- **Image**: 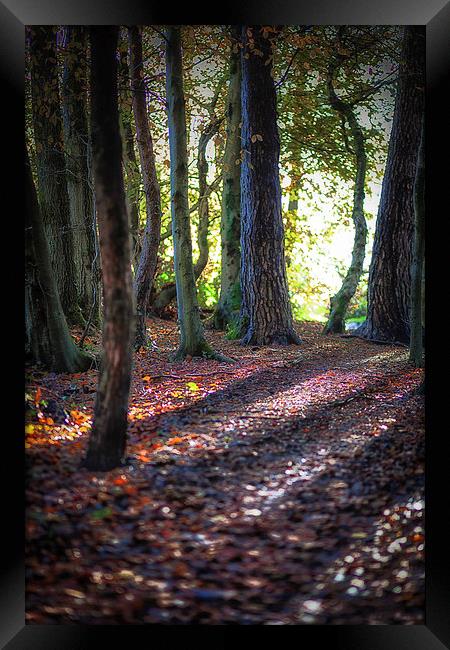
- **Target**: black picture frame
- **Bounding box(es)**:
[3,0,449,647]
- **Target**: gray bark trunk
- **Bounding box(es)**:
[409,115,425,367]
[129,26,162,349]
[239,26,301,346]
[25,146,92,373]
[29,26,82,326]
[356,27,425,345]
[213,29,242,331]
[165,27,225,361]
[61,26,100,325]
[118,37,141,270]
[323,57,368,334]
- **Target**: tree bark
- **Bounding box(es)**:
[129,26,162,350]
[118,35,141,270]
[25,146,92,373]
[356,27,425,345]
[29,26,82,325]
[151,87,222,316]
[323,56,368,334]
[83,27,134,471]
[165,27,225,361]
[213,29,242,331]
[61,26,100,325]
[409,115,425,367]
[239,26,301,346]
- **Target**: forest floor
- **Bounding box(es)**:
[25,319,425,625]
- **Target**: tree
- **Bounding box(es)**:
[83,27,134,471]
[29,26,82,325]
[165,26,227,361]
[213,27,242,331]
[128,26,162,349]
[118,33,141,270]
[409,115,425,367]
[61,26,100,325]
[151,76,224,315]
[356,27,425,344]
[239,26,301,346]
[25,146,92,373]
[323,30,368,334]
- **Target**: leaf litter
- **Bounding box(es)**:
[25,319,424,624]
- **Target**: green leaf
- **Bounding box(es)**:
[90,506,113,520]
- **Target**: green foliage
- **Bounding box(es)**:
[225,319,242,340]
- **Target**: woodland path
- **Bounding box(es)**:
[25,321,424,624]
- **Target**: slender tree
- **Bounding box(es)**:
[25,146,92,373]
[151,79,223,314]
[129,26,163,349]
[323,40,368,334]
[118,33,141,270]
[213,27,242,331]
[83,27,134,471]
[165,26,227,361]
[29,26,82,325]
[193,87,223,280]
[356,27,425,344]
[61,26,100,324]
[409,115,425,367]
[240,26,301,346]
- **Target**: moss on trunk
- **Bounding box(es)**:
[165,27,229,362]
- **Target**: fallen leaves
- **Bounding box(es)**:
[25,319,424,625]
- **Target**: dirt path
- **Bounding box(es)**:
[25,321,424,624]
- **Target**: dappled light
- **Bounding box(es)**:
[25,23,425,626]
[26,320,424,624]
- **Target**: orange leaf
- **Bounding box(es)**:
[167,436,183,445]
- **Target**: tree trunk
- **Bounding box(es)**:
[323,58,368,334]
[83,27,134,471]
[61,26,101,325]
[129,26,162,350]
[356,27,425,345]
[165,27,226,361]
[29,26,82,326]
[151,87,222,316]
[25,146,92,373]
[118,35,141,271]
[213,29,242,331]
[239,26,300,346]
[409,115,425,367]
[192,114,221,280]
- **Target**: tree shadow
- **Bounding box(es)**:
[25,346,423,624]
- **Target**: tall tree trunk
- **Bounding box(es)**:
[192,113,221,280]
[83,27,134,471]
[118,35,141,270]
[356,27,425,344]
[25,146,92,373]
[61,26,100,325]
[151,85,222,316]
[239,26,301,346]
[129,26,162,350]
[29,26,82,326]
[165,27,226,361]
[409,115,425,367]
[213,29,242,331]
[150,177,221,314]
[323,56,368,334]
